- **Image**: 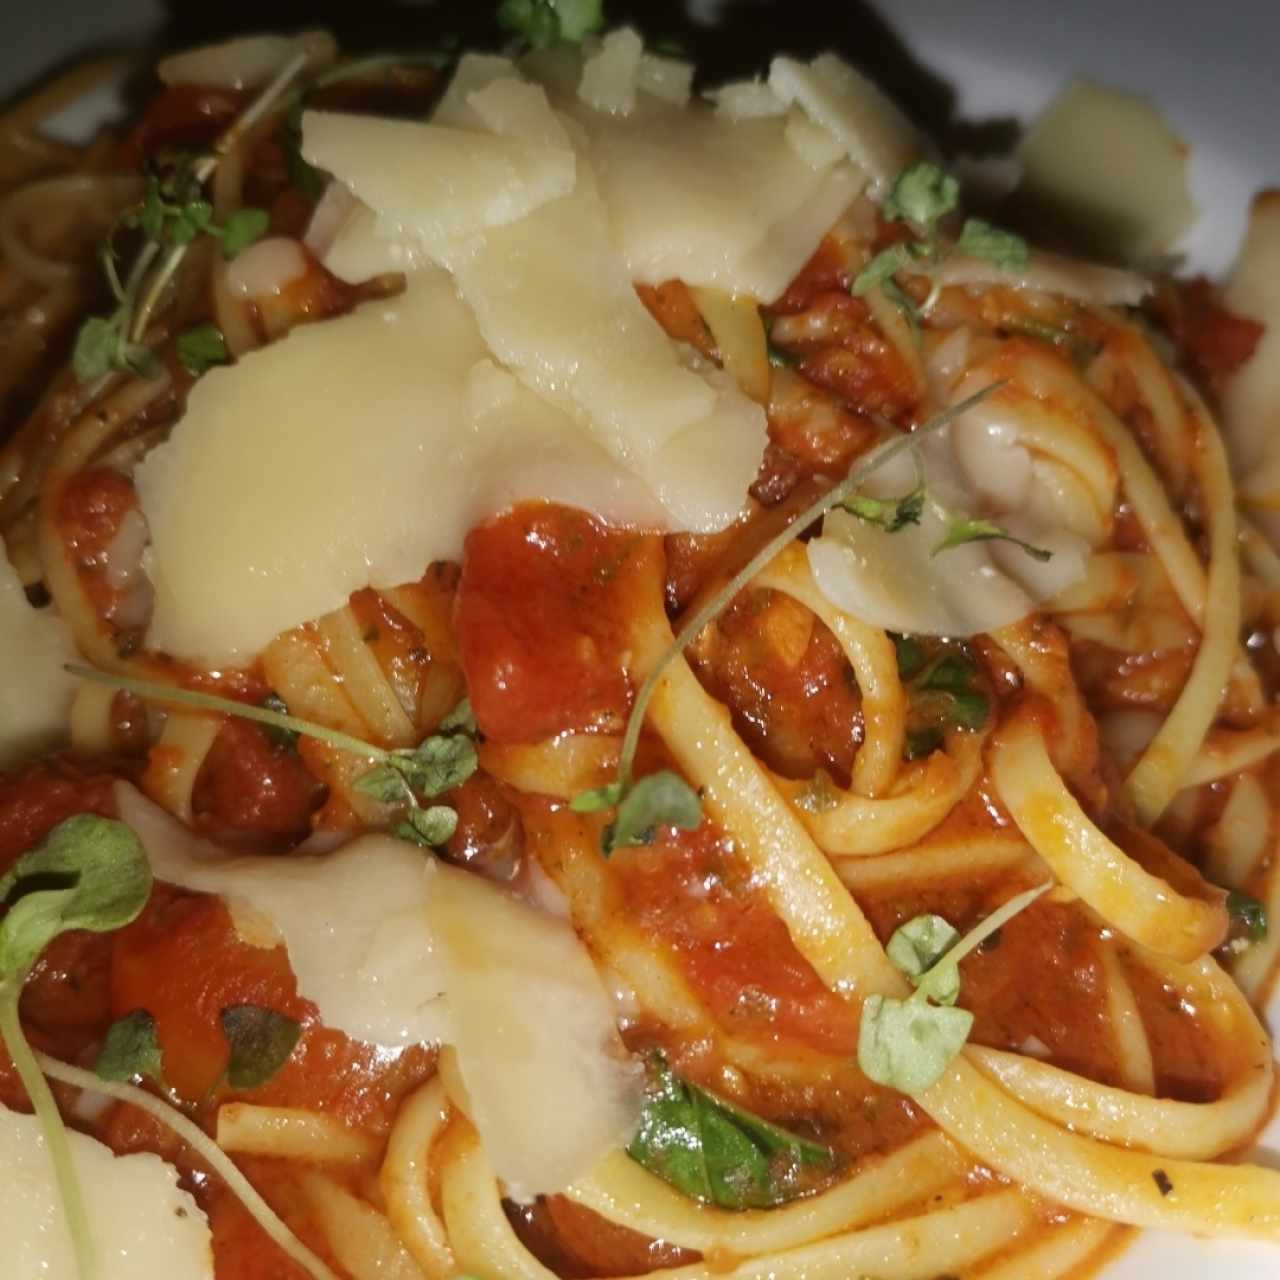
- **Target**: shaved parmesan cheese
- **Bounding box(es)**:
[117,783,448,1047]
[577,99,865,300]
[1,1105,212,1278]
[426,863,641,1200]
[579,27,643,116]
[301,111,574,247]
[1223,192,1280,483]
[117,784,639,1198]
[936,247,1151,306]
[318,196,423,282]
[808,418,1087,637]
[768,53,918,194]
[1017,80,1196,262]
[158,30,335,89]
[225,236,307,299]
[637,53,693,107]
[434,53,520,126]
[0,550,76,765]
[784,108,846,170]
[708,79,787,120]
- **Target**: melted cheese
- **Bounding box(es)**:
[116,784,639,1198]
[427,865,641,1201]
[1224,192,1280,486]
[1018,80,1196,262]
[1,1105,212,1278]
[0,550,76,765]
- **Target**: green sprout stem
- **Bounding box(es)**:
[611,382,1004,787]
[0,986,97,1280]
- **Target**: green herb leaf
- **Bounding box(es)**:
[438,697,478,736]
[95,1010,165,1085]
[605,770,701,855]
[72,316,123,383]
[354,762,414,806]
[0,815,152,978]
[766,341,799,369]
[886,915,962,1005]
[933,517,1053,562]
[859,883,1052,1093]
[891,634,927,681]
[218,208,270,259]
[220,1005,302,1090]
[858,994,974,1093]
[882,162,959,234]
[389,732,478,799]
[570,780,626,813]
[840,485,924,533]
[259,693,299,749]
[395,804,459,848]
[497,0,602,48]
[1226,890,1268,944]
[881,276,922,330]
[628,1055,835,1209]
[852,243,912,296]
[957,217,1029,270]
[176,322,229,376]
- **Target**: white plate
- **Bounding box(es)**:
[5,3,1279,1275]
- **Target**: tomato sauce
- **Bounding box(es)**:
[455,504,650,743]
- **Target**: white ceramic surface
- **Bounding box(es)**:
[4,3,1278,1275]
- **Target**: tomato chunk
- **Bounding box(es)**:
[454,504,647,743]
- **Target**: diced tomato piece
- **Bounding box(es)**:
[454,504,648,743]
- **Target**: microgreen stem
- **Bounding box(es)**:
[128,50,309,344]
[612,381,1004,784]
[0,986,96,1280]
[64,664,387,763]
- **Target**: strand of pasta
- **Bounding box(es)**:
[752,542,905,796]
[990,711,1225,960]
[832,832,1041,893]
[624,550,1280,1240]
[1123,377,1241,824]
[563,1130,967,1257]
[297,1171,427,1280]
[439,1120,1039,1280]
[380,1079,458,1279]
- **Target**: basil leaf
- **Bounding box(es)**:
[606,770,701,855]
[389,733,478,798]
[395,804,459,849]
[220,1005,302,1090]
[886,915,961,1005]
[177,322,229,376]
[933,517,1052,563]
[1226,890,1268,944]
[957,217,1029,270]
[0,816,152,977]
[628,1056,835,1209]
[218,208,270,259]
[916,652,975,694]
[858,994,974,1093]
[882,162,959,233]
[840,486,924,533]
[945,689,989,730]
[95,1010,165,1085]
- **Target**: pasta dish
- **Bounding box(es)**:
[0,7,1278,1278]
